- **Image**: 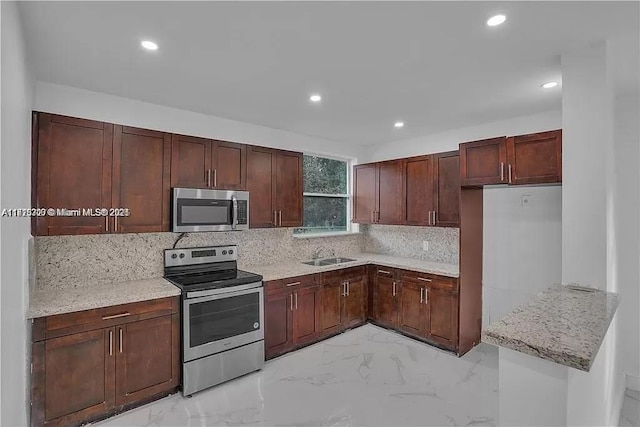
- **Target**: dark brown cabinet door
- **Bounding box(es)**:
[403,155,433,225]
[374,276,398,328]
[247,146,277,228]
[213,140,247,190]
[275,150,303,227]
[320,281,343,336]
[292,286,321,346]
[265,290,292,359]
[507,129,562,185]
[398,281,425,337]
[343,277,366,327]
[459,136,507,187]
[426,287,459,350]
[112,126,171,233]
[170,134,212,189]
[433,151,460,227]
[377,160,404,224]
[35,113,113,236]
[38,328,115,425]
[115,315,179,406]
[352,164,377,223]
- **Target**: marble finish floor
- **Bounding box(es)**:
[620,389,640,427]
[94,324,498,427]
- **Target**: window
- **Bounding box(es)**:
[294,155,350,235]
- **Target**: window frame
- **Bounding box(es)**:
[293,153,356,237]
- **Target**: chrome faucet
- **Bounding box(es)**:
[312,246,325,259]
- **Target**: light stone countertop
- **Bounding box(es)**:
[27,277,180,319]
[239,252,459,282]
[482,284,620,372]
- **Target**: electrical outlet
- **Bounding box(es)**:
[521,194,532,208]
[422,241,429,251]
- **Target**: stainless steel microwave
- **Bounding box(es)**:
[172,188,249,232]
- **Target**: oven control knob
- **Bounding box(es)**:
[179,253,185,259]
[222,250,227,255]
[229,250,234,254]
[171,254,177,259]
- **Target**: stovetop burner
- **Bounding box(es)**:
[163,245,263,293]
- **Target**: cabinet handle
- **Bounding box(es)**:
[417,277,432,282]
[342,282,346,297]
[274,211,277,227]
[102,312,131,320]
[433,211,437,226]
[295,292,298,310]
[427,209,431,225]
[376,211,380,223]
[392,281,396,297]
[378,269,391,275]
[109,330,113,356]
[119,328,123,353]
[207,169,212,187]
[286,281,301,287]
[105,216,109,232]
[213,169,217,188]
[290,294,294,311]
[279,210,282,227]
[114,216,118,232]
[346,281,350,296]
[425,288,429,304]
[508,164,513,184]
[420,287,424,304]
[500,162,505,181]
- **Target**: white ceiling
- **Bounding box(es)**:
[19,1,639,146]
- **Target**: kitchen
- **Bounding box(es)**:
[1,2,639,427]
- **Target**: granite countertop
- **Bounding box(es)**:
[27,277,181,319]
[482,284,620,372]
[240,252,459,282]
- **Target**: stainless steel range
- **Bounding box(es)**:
[164,245,264,396]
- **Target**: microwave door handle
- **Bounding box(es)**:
[231,195,238,230]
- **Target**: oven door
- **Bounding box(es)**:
[183,283,264,362]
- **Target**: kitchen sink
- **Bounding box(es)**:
[302,257,357,266]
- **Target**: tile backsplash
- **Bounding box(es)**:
[35,225,459,290]
[362,224,459,265]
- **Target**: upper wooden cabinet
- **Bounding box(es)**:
[170,135,246,190]
[432,151,460,227]
[34,114,114,236]
[112,126,171,234]
[403,155,433,226]
[459,136,507,187]
[34,114,171,236]
[460,130,562,187]
[352,160,404,225]
[507,129,562,185]
[246,146,303,228]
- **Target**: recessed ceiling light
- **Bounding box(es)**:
[541,81,559,89]
[394,121,405,128]
[486,14,506,27]
[309,94,322,103]
[141,40,158,51]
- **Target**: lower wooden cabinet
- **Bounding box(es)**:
[373,268,399,329]
[264,274,321,359]
[31,297,180,427]
[319,267,367,338]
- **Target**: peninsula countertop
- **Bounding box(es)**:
[27,277,180,319]
[240,252,459,282]
[482,284,620,371]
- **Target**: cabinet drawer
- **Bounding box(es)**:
[322,266,366,283]
[265,274,319,294]
[33,297,179,341]
[374,266,397,278]
[400,270,458,292]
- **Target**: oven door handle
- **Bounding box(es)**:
[185,281,263,299]
[231,195,238,230]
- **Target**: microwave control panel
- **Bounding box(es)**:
[237,200,248,225]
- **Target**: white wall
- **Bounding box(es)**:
[362,109,561,163]
[34,81,365,160]
[0,2,34,425]
[482,186,562,328]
